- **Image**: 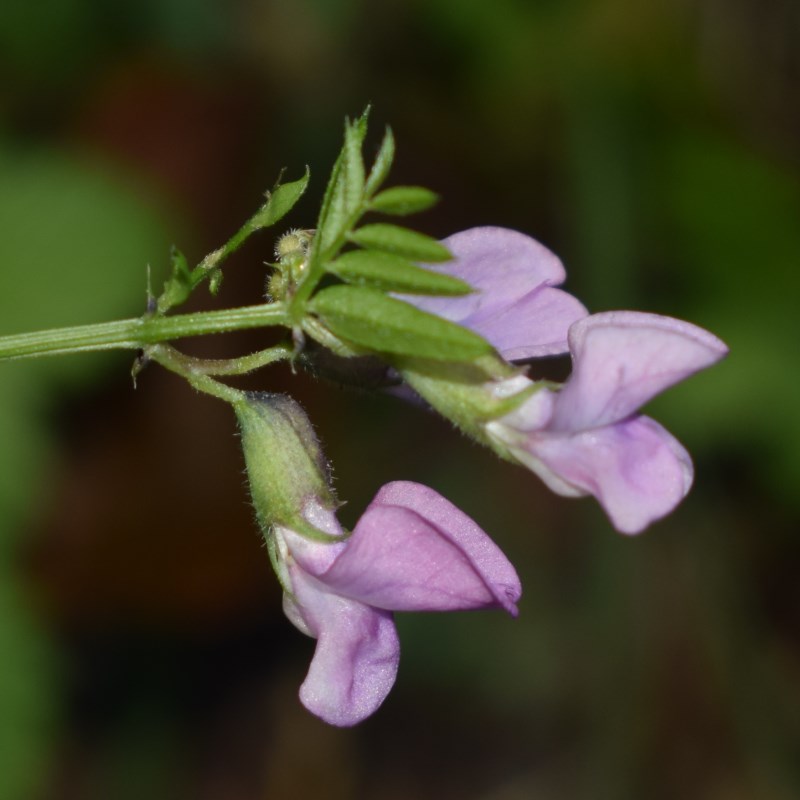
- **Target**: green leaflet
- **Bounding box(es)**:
[157,169,309,314]
[316,111,370,254]
[308,285,491,360]
[157,247,194,314]
[369,186,439,215]
[343,114,367,215]
[348,224,452,262]
[208,267,223,295]
[250,168,310,230]
[364,127,395,196]
[328,250,471,295]
[291,109,450,315]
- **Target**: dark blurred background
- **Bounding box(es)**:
[1,1,799,798]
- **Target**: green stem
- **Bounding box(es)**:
[196,211,264,276]
[147,345,245,404]
[152,342,293,377]
[0,302,291,362]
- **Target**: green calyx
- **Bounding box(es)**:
[396,353,542,450]
[234,393,340,543]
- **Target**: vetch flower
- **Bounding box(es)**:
[394,228,728,533]
[276,481,521,726]
[235,393,521,726]
[486,312,728,533]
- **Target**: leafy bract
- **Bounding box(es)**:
[290,109,450,317]
[364,127,395,197]
[309,285,491,360]
[370,186,439,216]
[348,224,452,262]
[328,250,471,295]
[315,111,370,254]
[156,169,309,314]
[250,168,310,230]
[157,247,193,314]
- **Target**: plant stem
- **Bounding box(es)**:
[147,345,246,404]
[150,342,293,377]
[0,302,291,362]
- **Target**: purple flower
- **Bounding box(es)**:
[276,480,521,726]
[404,226,589,360]
[486,312,728,533]
[398,228,728,533]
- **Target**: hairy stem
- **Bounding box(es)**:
[0,302,291,362]
[146,345,246,404]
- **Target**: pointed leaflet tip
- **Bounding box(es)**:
[365,126,395,197]
[354,104,371,135]
[316,115,370,253]
[250,168,311,230]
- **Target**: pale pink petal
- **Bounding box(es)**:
[400,227,587,359]
[321,481,520,615]
[407,227,568,322]
[527,415,694,534]
[552,312,729,431]
[288,564,399,727]
[371,482,520,598]
[470,286,588,360]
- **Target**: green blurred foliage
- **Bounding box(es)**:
[0,150,168,340]
[0,145,171,798]
[658,132,800,502]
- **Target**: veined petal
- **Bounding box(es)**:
[369,482,521,613]
[323,481,521,615]
[289,564,399,727]
[526,415,694,534]
[552,312,729,431]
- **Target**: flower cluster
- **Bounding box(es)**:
[237,226,726,726]
[0,112,729,731]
